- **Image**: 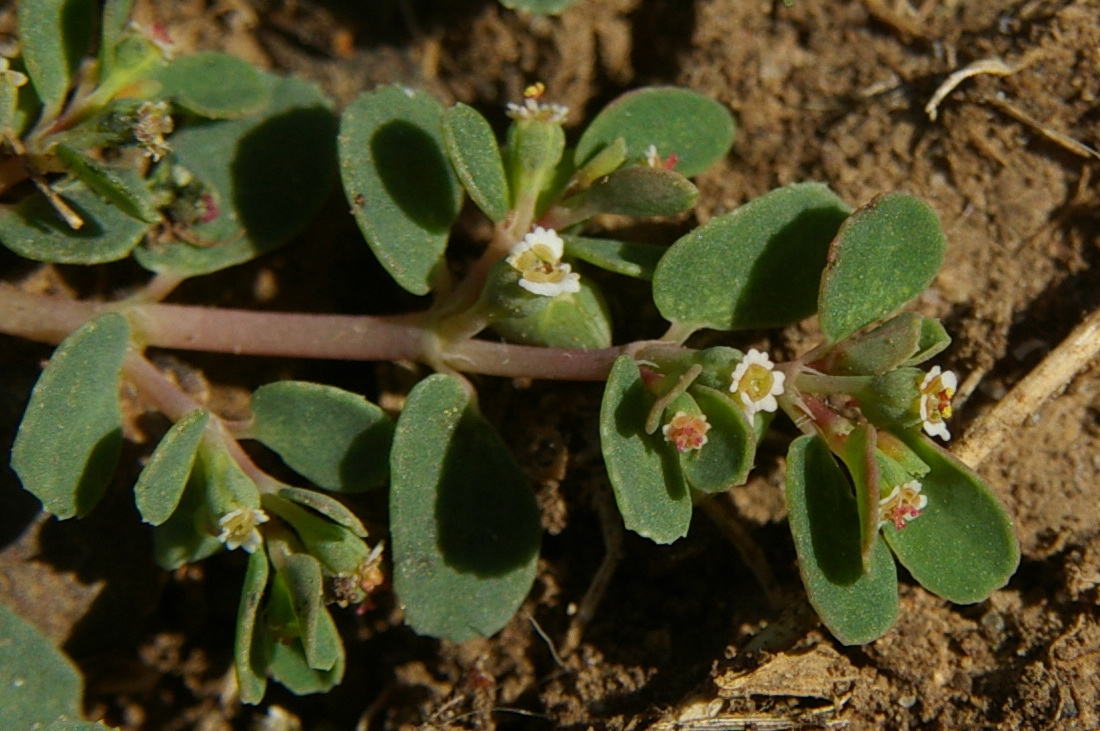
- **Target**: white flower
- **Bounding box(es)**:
[217,507,269,553]
[878,480,928,530]
[917,366,957,440]
[505,226,581,297]
[506,82,569,123]
[729,349,786,417]
[645,144,661,167]
[661,411,711,453]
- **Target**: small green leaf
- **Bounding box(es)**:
[652,183,851,332]
[390,375,541,641]
[134,409,210,525]
[151,466,221,570]
[882,434,1020,604]
[575,87,736,177]
[156,52,270,119]
[339,85,461,295]
[443,103,509,222]
[250,381,393,492]
[11,313,129,519]
[563,235,664,280]
[266,625,343,696]
[0,604,83,729]
[235,548,270,704]
[785,435,898,645]
[679,385,754,493]
[839,425,885,564]
[819,193,946,343]
[279,553,340,671]
[276,486,368,537]
[16,0,96,113]
[562,166,697,220]
[263,495,370,576]
[499,0,578,14]
[900,318,951,367]
[572,137,627,189]
[490,276,612,349]
[99,0,136,74]
[54,144,161,223]
[600,356,692,544]
[0,177,153,264]
[134,74,337,276]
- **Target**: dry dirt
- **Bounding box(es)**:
[2,0,1100,729]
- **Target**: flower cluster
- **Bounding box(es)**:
[917,366,956,440]
[217,507,270,553]
[644,144,679,171]
[506,226,581,297]
[662,411,711,453]
[729,349,786,418]
[878,480,927,530]
[506,82,569,124]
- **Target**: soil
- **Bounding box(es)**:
[2,0,1100,729]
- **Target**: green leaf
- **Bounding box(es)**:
[562,166,697,221]
[99,0,136,74]
[390,375,541,641]
[263,495,370,576]
[785,435,898,645]
[11,313,129,519]
[235,548,270,704]
[16,0,96,113]
[279,553,340,671]
[900,317,951,367]
[820,312,924,376]
[819,193,946,343]
[134,75,335,277]
[276,486,368,537]
[0,604,83,729]
[490,275,612,349]
[151,464,222,570]
[443,103,509,221]
[54,144,161,223]
[563,235,664,280]
[134,409,210,525]
[679,385,754,493]
[882,434,1020,604]
[156,52,270,119]
[339,85,461,295]
[250,381,393,492]
[499,0,578,13]
[575,86,736,177]
[653,182,851,332]
[266,627,343,696]
[599,356,691,543]
[0,177,153,264]
[839,425,886,564]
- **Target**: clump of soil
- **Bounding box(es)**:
[2,0,1100,729]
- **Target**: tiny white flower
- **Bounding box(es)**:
[729,349,786,417]
[506,226,581,297]
[878,480,928,530]
[661,411,711,453]
[917,366,957,440]
[217,507,269,553]
[645,144,661,167]
[505,82,568,123]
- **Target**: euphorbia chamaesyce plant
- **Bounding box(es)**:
[0,3,1018,706]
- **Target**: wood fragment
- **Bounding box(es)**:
[983,95,1100,161]
[925,57,1018,121]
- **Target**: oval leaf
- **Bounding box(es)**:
[54,144,160,223]
[340,85,461,295]
[134,408,210,525]
[653,182,851,331]
[280,553,340,671]
[11,312,129,519]
[134,74,337,277]
[490,275,612,349]
[575,87,736,177]
[276,486,368,537]
[235,548,270,704]
[563,235,664,280]
[819,192,946,343]
[600,356,692,543]
[786,435,899,645]
[156,52,270,119]
[0,177,153,264]
[250,381,392,492]
[0,605,83,729]
[443,103,509,221]
[266,623,343,696]
[882,434,1020,604]
[564,166,698,220]
[390,375,541,641]
[17,0,96,113]
[680,385,754,493]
